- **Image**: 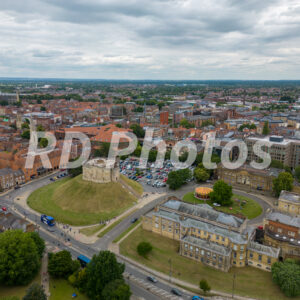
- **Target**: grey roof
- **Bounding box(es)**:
[162,200,244,228]
[248,241,280,258]
[279,191,300,204]
[149,209,252,245]
[267,211,300,228]
[181,236,232,256]
[0,168,24,177]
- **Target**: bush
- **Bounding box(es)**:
[23,283,46,300]
[272,259,300,297]
[199,279,211,294]
[48,250,80,279]
[137,242,153,258]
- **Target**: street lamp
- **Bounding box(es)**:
[232,273,236,298]
[168,258,172,283]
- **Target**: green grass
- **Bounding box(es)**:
[0,271,41,298]
[97,209,138,238]
[113,220,141,243]
[27,175,139,226]
[50,279,88,300]
[121,175,144,196]
[182,192,262,219]
[120,227,290,300]
[79,224,105,236]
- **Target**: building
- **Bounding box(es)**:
[246,136,300,169]
[263,211,300,260]
[277,190,300,216]
[82,158,120,183]
[0,168,25,190]
[217,164,281,193]
[160,111,169,125]
[0,212,36,232]
[247,241,280,271]
[142,197,279,272]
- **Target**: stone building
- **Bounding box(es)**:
[142,197,279,272]
[263,211,300,260]
[0,168,25,190]
[277,190,300,216]
[82,158,120,184]
[217,164,281,193]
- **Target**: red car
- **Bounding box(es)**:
[1,207,7,212]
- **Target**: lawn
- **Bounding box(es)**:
[97,209,137,238]
[0,271,41,299]
[120,227,290,300]
[27,175,139,226]
[50,279,88,300]
[121,175,144,196]
[182,192,262,219]
[79,224,105,236]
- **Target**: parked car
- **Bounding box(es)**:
[131,217,138,223]
[213,203,221,207]
[147,276,157,283]
[192,296,204,300]
[1,207,7,212]
[171,288,182,296]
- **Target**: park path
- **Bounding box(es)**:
[41,252,50,299]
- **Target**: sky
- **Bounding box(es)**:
[1,0,300,80]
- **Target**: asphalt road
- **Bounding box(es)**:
[0,174,193,300]
[0,172,272,300]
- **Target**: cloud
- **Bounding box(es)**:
[0,0,300,79]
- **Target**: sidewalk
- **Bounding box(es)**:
[41,252,50,299]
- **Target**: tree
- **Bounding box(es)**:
[272,259,300,297]
[137,242,153,258]
[102,279,131,300]
[199,279,211,294]
[21,130,30,139]
[40,106,46,112]
[94,142,111,158]
[130,124,145,138]
[48,250,80,279]
[194,167,210,183]
[179,118,193,129]
[26,232,45,258]
[262,121,270,135]
[85,251,125,300]
[209,180,233,206]
[23,283,47,300]
[270,160,284,169]
[167,171,184,190]
[0,230,40,286]
[273,172,294,197]
[294,166,300,182]
[177,168,192,183]
[21,123,29,129]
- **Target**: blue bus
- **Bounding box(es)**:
[77,254,91,267]
[41,214,55,226]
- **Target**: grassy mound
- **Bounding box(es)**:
[28,175,140,226]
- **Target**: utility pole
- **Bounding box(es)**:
[232,273,236,299]
[168,258,172,283]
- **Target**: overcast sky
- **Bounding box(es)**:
[1,0,300,80]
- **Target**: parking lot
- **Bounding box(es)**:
[119,158,195,194]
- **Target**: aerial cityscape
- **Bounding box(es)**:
[0,1,300,300]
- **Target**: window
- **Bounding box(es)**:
[216,235,219,240]
[267,257,271,264]
[233,252,237,258]
[190,246,193,250]
[219,257,223,262]
[201,250,205,255]
[233,245,237,251]
[222,237,225,242]
[240,254,243,260]
[155,223,159,228]
[240,246,244,251]
[277,228,282,233]
[207,252,211,257]
[249,252,253,258]
[184,244,188,249]
[258,255,262,262]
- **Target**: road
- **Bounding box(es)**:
[0,172,272,299]
[0,173,193,300]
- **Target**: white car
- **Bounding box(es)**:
[213,203,221,207]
